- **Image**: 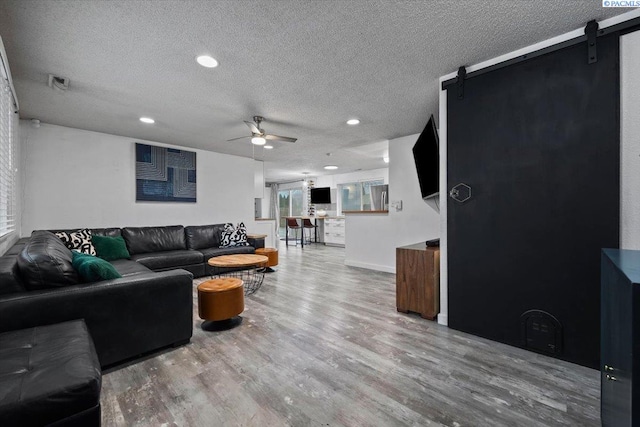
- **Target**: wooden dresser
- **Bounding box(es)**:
[396,243,440,320]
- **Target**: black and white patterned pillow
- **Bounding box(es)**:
[55,229,96,255]
[54,231,72,247]
[220,222,249,248]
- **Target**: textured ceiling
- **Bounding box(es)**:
[0,1,626,181]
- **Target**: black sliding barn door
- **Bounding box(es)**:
[447,34,619,368]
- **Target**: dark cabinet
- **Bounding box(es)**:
[601,249,640,426]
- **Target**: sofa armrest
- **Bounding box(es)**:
[0,269,194,367]
[247,236,265,249]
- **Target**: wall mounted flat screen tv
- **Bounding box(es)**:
[412,114,439,200]
[310,187,331,204]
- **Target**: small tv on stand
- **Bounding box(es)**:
[412,114,439,213]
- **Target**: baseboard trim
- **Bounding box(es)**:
[344,259,395,274]
[437,313,448,326]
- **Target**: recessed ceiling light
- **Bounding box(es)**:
[264,145,273,149]
[324,165,338,170]
[139,117,155,124]
[196,55,219,68]
[251,136,266,145]
[346,119,360,125]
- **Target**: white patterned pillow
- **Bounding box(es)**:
[55,229,96,255]
[54,231,71,246]
[220,222,249,248]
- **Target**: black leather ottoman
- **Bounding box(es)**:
[0,320,102,426]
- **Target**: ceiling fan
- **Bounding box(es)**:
[227,116,297,145]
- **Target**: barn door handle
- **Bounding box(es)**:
[449,183,472,203]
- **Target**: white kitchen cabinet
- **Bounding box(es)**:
[323,218,345,246]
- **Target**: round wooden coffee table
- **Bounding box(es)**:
[208,254,269,296]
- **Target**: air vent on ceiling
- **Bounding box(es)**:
[48,74,69,91]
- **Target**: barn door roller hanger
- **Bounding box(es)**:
[585,20,598,64]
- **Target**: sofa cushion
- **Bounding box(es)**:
[71,251,122,282]
[184,224,227,250]
[92,235,130,261]
[0,320,101,426]
[54,229,96,256]
[0,256,24,295]
[200,245,255,261]
[121,225,186,255]
[130,249,203,270]
[17,231,79,290]
[91,227,122,238]
[220,222,250,247]
[109,259,152,276]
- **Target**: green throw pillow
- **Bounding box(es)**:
[92,235,130,261]
[71,251,122,282]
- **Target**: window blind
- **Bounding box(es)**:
[0,68,17,238]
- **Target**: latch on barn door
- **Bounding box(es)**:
[449,183,472,203]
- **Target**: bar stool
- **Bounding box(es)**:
[286,218,301,246]
[302,218,317,243]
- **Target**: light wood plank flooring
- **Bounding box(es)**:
[101,244,600,426]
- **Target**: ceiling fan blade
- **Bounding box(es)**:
[244,121,261,135]
[265,134,297,143]
[227,135,251,142]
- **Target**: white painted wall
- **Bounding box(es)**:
[254,160,264,198]
[344,135,439,273]
[438,85,449,326]
[315,168,388,189]
[621,30,640,250]
[261,184,272,218]
[21,122,256,234]
[437,10,640,326]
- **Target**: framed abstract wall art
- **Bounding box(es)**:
[135,143,196,202]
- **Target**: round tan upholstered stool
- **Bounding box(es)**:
[255,247,278,272]
[197,278,244,330]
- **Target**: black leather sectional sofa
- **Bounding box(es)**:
[0,223,259,368]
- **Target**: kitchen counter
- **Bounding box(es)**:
[284,216,345,247]
[343,210,389,214]
[285,216,344,219]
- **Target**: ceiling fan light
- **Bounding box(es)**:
[251,136,266,145]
